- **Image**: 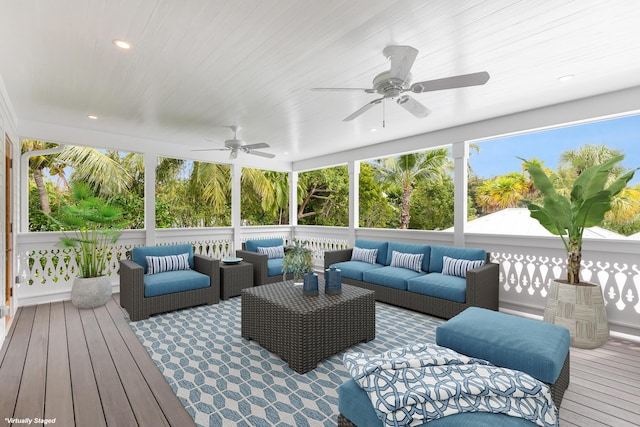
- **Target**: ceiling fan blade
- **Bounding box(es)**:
[343,98,383,122]
[384,45,418,82]
[410,71,490,93]
[190,148,228,152]
[397,95,431,118]
[311,87,372,92]
[243,142,269,150]
[249,150,276,159]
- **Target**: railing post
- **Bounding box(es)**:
[232,162,242,253]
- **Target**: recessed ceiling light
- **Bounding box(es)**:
[283,151,289,155]
[370,128,377,132]
[558,75,574,82]
[113,39,131,49]
[88,115,98,120]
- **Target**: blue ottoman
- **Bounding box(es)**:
[436,307,570,408]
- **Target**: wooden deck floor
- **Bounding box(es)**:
[1,297,639,427]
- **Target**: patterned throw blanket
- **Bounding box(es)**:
[343,343,558,427]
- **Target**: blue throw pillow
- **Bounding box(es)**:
[442,255,485,278]
[351,247,378,264]
[257,245,285,259]
[146,253,190,275]
[389,251,424,273]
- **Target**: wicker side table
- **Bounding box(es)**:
[220,261,253,300]
[241,280,375,374]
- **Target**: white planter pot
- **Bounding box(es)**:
[544,279,609,349]
[71,276,112,309]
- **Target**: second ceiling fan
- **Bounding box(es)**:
[312,45,490,122]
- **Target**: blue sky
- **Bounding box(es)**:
[469,114,640,183]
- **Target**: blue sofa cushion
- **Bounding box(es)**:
[132,244,194,274]
[339,378,537,427]
[436,307,570,384]
[386,242,431,271]
[143,269,210,297]
[354,239,389,265]
[363,266,424,290]
[407,273,467,303]
[330,260,384,281]
[267,258,286,277]
[245,238,284,253]
[429,246,486,273]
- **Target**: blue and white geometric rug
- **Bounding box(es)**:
[129,297,443,427]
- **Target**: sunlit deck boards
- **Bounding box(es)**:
[0,298,638,427]
[0,297,194,427]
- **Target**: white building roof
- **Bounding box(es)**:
[447,208,627,239]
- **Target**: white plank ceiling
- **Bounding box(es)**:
[1,0,640,164]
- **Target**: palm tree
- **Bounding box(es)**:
[560,144,625,177]
[22,140,132,213]
[475,172,533,213]
[375,148,452,229]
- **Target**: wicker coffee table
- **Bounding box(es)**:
[241,279,375,374]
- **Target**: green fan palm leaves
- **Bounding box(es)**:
[375,149,452,229]
[53,182,126,278]
[520,155,637,284]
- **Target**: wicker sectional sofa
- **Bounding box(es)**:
[324,239,498,319]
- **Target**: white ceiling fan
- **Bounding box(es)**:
[193,126,275,159]
[312,45,490,122]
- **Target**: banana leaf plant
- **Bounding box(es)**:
[50,182,126,278]
[519,155,636,284]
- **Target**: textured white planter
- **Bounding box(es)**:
[71,276,112,309]
[544,279,609,349]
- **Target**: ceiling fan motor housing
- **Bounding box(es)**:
[373,71,411,98]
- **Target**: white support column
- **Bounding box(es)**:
[452,141,468,247]
[144,153,156,246]
[348,161,360,247]
[289,171,298,240]
[231,162,242,252]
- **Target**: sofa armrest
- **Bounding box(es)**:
[119,259,145,315]
[194,254,220,303]
[465,262,499,311]
[236,249,269,285]
[324,248,353,270]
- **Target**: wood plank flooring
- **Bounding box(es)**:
[0,296,194,427]
[1,297,639,427]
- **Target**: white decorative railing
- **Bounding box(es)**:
[14,226,640,337]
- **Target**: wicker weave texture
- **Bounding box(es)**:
[220,261,253,300]
[241,280,375,374]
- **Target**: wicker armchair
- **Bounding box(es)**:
[236,238,286,286]
[120,244,220,321]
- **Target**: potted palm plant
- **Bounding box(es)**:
[520,155,636,348]
[282,239,314,284]
[53,182,125,308]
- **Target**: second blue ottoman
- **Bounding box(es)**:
[436,307,570,408]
